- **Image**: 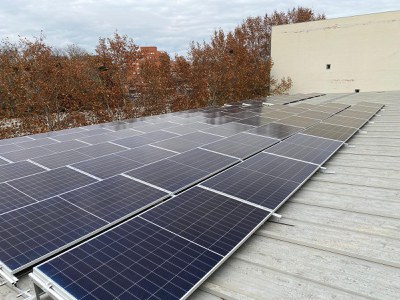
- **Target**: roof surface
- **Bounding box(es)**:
[1,91,399,299]
[189,91,400,300]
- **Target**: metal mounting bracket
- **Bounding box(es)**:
[344,143,355,148]
[271,213,282,222]
[319,167,335,174]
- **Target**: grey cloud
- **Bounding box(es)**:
[0,0,399,55]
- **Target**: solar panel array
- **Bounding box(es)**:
[0,97,383,299]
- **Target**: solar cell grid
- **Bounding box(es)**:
[162,123,210,135]
[323,115,368,128]
[0,161,46,183]
[0,184,37,215]
[322,103,350,109]
[141,130,179,142]
[16,138,58,149]
[104,129,142,140]
[202,116,239,125]
[42,140,88,153]
[201,152,319,210]
[236,116,277,126]
[0,157,8,166]
[284,133,344,151]
[0,196,107,272]
[356,102,384,108]
[297,110,333,120]
[125,159,209,193]
[60,175,169,223]
[53,132,88,142]
[116,145,177,165]
[141,186,270,256]
[337,109,374,119]
[350,105,381,114]
[168,148,239,172]
[77,133,116,144]
[71,154,143,179]
[36,217,222,300]
[312,105,344,114]
[8,167,98,200]
[0,136,33,146]
[31,150,92,169]
[277,106,308,114]
[302,123,359,141]
[247,122,301,140]
[1,147,54,162]
[277,116,320,128]
[202,122,254,137]
[135,122,179,133]
[259,110,293,119]
[0,143,23,154]
[76,142,127,157]
[180,131,223,144]
[151,137,203,153]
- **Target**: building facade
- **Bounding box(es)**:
[271,11,400,93]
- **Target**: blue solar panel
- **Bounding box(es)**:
[71,154,143,179]
[36,217,223,299]
[0,184,37,215]
[31,150,92,169]
[116,145,177,165]
[125,159,209,193]
[246,122,301,140]
[141,186,270,256]
[201,152,319,210]
[8,167,98,200]
[0,161,46,183]
[60,175,169,223]
[0,196,107,272]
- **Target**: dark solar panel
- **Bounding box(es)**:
[323,115,368,128]
[81,128,113,136]
[141,186,269,256]
[8,167,98,200]
[237,116,277,126]
[16,138,58,149]
[168,148,239,172]
[77,133,116,144]
[203,116,239,125]
[53,132,88,142]
[277,116,320,128]
[277,106,308,114]
[202,122,254,137]
[71,154,143,179]
[141,130,179,142]
[0,196,107,272]
[297,110,333,120]
[116,145,177,164]
[337,109,375,120]
[247,123,301,140]
[259,110,293,119]
[302,123,359,142]
[201,152,319,210]
[0,157,8,166]
[162,123,211,135]
[125,159,209,193]
[36,217,222,300]
[225,111,259,119]
[284,133,344,151]
[0,184,37,215]
[104,129,142,139]
[76,142,127,157]
[0,143,23,154]
[1,147,54,162]
[180,131,223,144]
[111,135,153,149]
[201,133,278,159]
[0,136,33,146]
[151,137,203,153]
[60,175,169,223]
[43,140,88,152]
[135,122,179,133]
[0,161,46,183]
[350,105,381,114]
[31,150,92,169]
[264,137,342,165]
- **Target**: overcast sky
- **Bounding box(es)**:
[1,0,399,56]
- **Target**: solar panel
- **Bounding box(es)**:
[162,123,211,135]
[0,196,107,273]
[141,186,270,256]
[141,130,180,142]
[168,148,239,172]
[356,102,384,108]
[0,157,8,166]
[277,106,308,114]
[76,142,127,157]
[294,103,316,109]
[264,136,343,165]
[323,115,368,128]
[247,122,302,140]
[277,116,320,128]
[0,136,33,146]
[312,105,344,114]
[284,133,344,151]
[236,116,277,126]
[1,147,54,162]
[297,110,333,120]
[350,105,381,114]
[77,133,116,144]
[8,167,98,200]
[151,137,203,153]
[16,138,58,149]
[31,150,92,169]
[42,140,88,152]
[225,111,259,119]
[116,145,177,164]
[71,154,143,179]
[322,103,350,110]
[337,109,375,120]
[53,132,88,142]
[125,159,209,193]
[81,128,113,136]
[302,123,359,142]
[60,175,169,223]
[111,135,153,149]
[104,129,142,139]
[0,143,23,154]
[259,110,294,119]
[201,133,279,159]
[180,131,223,144]
[34,217,223,300]
[0,184,37,215]
[202,122,254,137]
[201,152,319,210]
[0,161,46,183]
[135,122,180,133]
[203,116,239,125]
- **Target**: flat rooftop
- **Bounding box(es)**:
[1,91,399,299]
[190,91,400,300]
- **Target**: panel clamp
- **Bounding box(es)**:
[319,167,335,174]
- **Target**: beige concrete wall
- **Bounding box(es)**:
[271,11,400,93]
